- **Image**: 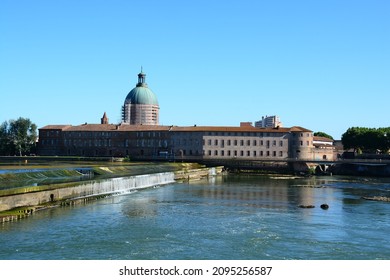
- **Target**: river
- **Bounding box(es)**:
[0,174,389,260]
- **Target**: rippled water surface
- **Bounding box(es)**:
[1,175,389,260]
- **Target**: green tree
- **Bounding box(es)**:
[314,132,333,140]
[0,118,37,156]
[0,121,11,155]
[342,127,390,153]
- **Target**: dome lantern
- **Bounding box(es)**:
[137,67,147,87]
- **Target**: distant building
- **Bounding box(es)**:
[312,136,335,160]
[37,70,333,162]
[122,70,159,125]
[37,122,315,161]
[255,115,282,128]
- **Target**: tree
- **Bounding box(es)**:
[342,127,390,153]
[0,117,37,156]
[314,132,333,140]
[0,121,11,155]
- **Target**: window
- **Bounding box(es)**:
[273,140,276,146]
[253,140,257,146]
[208,150,212,156]
[214,139,218,146]
[208,139,212,145]
[279,151,283,157]
[234,140,238,146]
[221,150,225,156]
[280,141,283,147]
[214,150,218,156]
[273,151,276,157]
[260,151,264,156]
[247,140,251,146]
[247,151,250,156]
[240,140,244,146]
[266,151,270,156]
[253,151,257,157]
[227,140,231,146]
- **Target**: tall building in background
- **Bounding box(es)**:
[255,115,282,128]
[122,70,159,125]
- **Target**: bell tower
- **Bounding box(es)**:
[101,112,109,124]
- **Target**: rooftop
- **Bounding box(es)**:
[39,124,312,133]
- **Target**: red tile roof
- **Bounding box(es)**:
[313,136,334,142]
[39,123,313,133]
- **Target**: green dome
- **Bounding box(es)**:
[125,86,159,105]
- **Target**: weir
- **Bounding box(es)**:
[0,166,223,222]
[0,172,175,213]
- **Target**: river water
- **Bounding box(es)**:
[1,174,389,260]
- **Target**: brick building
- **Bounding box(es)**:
[37,70,332,161]
[37,121,316,161]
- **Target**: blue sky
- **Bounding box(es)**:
[1,0,389,139]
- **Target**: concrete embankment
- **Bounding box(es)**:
[0,166,223,223]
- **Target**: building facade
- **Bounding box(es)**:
[312,136,336,160]
[37,122,318,161]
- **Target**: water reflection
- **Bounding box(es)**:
[179,175,341,211]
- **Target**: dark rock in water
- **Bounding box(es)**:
[298,205,315,209]
[320,204,329,210]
